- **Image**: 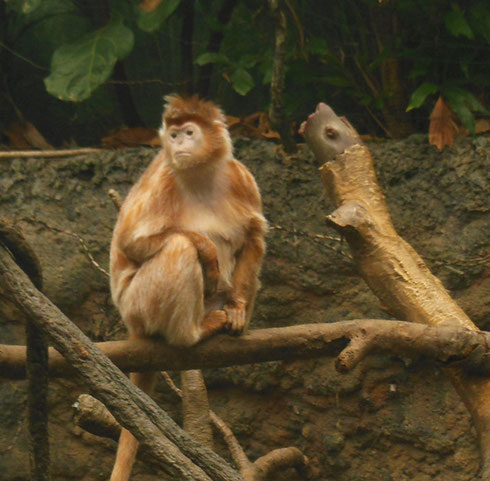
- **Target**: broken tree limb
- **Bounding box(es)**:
[158,372,309,480]
[74,393,309,481]
[301,102,490,479]
[2,320,490,379]
[0,245,243,481]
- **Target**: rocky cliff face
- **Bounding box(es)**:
[0,134,488,481]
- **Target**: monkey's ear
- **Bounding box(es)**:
[158,124,166,143]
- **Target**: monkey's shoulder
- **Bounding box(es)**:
[226,159,262,208]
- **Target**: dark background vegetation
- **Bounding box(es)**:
[0,0,489,146]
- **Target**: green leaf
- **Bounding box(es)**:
[406,82,438,111]
[230,68,254,96]
[443,86,490,134]
[444,86,490,115]
[448,98,475,134]
[308,37,328,55]
[137,0,181,33]
[239,54,257,69]
[195,52,229,66]
[324,76,351,87]
[44,18,134,102]
[261,64,273,85]
[445,9,474,39]
[470,2,490,43]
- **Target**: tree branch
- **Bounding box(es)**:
[2,320,490,380]
[301,102,490,478]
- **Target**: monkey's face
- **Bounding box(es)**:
[165,122,205,170]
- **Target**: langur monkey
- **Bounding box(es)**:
[109,95,266,481]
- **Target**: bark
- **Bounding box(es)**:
[301,102,490,479]
[0,245,243,481]
[181,369,214,449]
[26,322,50,481]
[3,321,490,378]
[268,0,297,154]
[0,218,50,481]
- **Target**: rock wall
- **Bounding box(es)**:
[0,134,488,480]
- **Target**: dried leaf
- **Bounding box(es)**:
[475,118,490,134]
[227,112,280,140]
[102,127,161,148]
[429,97,457,151]
[5,122,53,150]
[138,0,162,13]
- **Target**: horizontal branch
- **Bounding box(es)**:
[2,320,490,380]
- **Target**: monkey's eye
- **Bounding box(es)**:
[186,130,193,136]
[170,132,178,139]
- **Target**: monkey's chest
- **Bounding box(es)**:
[181,206,245,291]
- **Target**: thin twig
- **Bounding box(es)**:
[0,148,105,159]
[159,372,252,472]
[19,217,109,278]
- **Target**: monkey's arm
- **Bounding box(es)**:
[121,229,220,298]
[225,216,266,332]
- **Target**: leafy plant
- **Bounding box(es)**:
[44,17,134,102]
[196,52,257,96]
[405,1,490,134]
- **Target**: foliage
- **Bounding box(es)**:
[405,1,490,133]
[0,0,488,144]
[44,17,134,102]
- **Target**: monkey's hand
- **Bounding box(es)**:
[224,298,247,334]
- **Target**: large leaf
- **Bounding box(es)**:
[195,52,229,66]
[470,2,490,43]
[137,0,181,33]
[429,97,456,151]
[445,8,474,39]
[44,18,134,102]
[230,68,254,96]
[443,86,490,134]
[406,82,438,111]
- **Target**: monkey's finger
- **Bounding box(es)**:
[224,307,246,334]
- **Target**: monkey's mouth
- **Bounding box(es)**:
[174,151,191,159]
[173,152,198,170]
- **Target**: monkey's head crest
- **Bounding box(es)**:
[162,94,227,128]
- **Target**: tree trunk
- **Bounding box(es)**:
[301,102,490,479]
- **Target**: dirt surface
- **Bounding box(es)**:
[0,133,488,480]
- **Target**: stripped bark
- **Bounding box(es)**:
[181,369,214,449]
[301,102,490,479]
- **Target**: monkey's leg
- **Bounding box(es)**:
[109,370,155,481]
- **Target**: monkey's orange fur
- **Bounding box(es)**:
[109,95,266,481]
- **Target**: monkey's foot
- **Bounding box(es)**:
[224,301,246,334]
[201,310,227,339]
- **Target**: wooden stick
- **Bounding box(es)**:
[0,148,104,159]
[2,320,490,380]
